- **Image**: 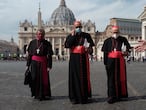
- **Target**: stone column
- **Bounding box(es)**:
[142,24,146,40]
[19,38,23,51]
[52,38,55,52]
[142,22,146,56]
[59,38,62,56]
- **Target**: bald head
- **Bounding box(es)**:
[74,21,82,28]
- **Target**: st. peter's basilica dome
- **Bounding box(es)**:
[49,0,76,26]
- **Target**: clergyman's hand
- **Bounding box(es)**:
[47,68,51,72]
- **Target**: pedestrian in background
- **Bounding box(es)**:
[26,28,53,101]
[64,20,95,104]
[101,26,132,104]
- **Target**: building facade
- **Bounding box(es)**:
[0,38,19,59]
[18,0,145,61]
[138,6,146,57]
[18,0,97,60]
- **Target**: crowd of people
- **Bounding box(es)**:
[24,20,146,104]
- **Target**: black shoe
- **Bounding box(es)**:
[81,101,88,104]
[37,96,46,101]
[34,96,39,99]
[107,97,116,104]
[45,96,51,100]
[81,99,89,104]
[70,100,79,104]
[39,97,45,101]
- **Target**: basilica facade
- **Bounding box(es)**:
[18,0,97,60]
[18,0,146,61]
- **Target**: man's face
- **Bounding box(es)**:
[74,21,82,34]
[37,31,44,40]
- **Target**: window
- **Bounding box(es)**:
[87,27,90,31]
[135,37,138,40]
[131,37,134,41]
[24,27,27,31]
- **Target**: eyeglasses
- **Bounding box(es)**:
[75,26,82,28]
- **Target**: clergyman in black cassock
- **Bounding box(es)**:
[65,21,95,104]
[101,26,132,104]
[26,28,53,101]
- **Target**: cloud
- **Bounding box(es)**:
[72,0,145,31]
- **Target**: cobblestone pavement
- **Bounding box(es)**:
[0,61,146,110]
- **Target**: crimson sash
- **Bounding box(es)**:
[71,46,86,54]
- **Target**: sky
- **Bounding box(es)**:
[0,0,145,44]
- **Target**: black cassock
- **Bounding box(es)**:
[26,39,53,99]
[101,36,131,99]
[65,32,95,103]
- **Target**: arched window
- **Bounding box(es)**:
[87,27,90,31]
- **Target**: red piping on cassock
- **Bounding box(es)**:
[71,46,91,95]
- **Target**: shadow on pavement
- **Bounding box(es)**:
[39,95,146,103]
[122,95,146,102]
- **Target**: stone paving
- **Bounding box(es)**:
[0,61,146,110]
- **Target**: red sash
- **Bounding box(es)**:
[71,46,86,54]
[32,56,47,62]
[108,51,127,96]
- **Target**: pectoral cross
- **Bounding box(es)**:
[36,49,40,54]
[114,48,116,51]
